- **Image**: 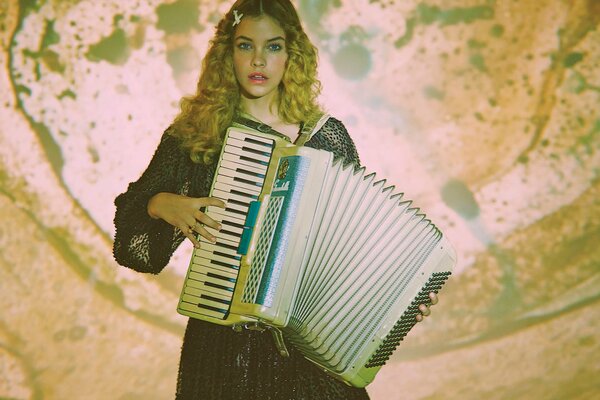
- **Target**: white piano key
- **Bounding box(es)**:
[217,175,262,195]
[224,144,271,164]
[222,152,269,172]
[188,271,236,290]
[219,166,265,186]
[214,182,260,200]
[190,262,239,280]
[199,241,243,258]
[179,300,226,319]
[205,207,247,224]
[184,279,233,300]
[194,251,241,268]
[220,159,267,177]
[228,130,274,147]
[226,137,273,154]
[192,248,241,269]
[212,189,253,207]
[191,260,239,279]
[206,229,241,244]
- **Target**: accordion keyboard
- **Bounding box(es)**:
[178,130,275,320]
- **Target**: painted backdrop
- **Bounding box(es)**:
[1,0,599,398]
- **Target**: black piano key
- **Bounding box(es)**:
[215,241,238,251]
[204,281,234,292]
[197,303,228,314]
[220,229,241,238]
[200,294,231,305]
[240,155,269,166]
[231,188,258,199]
[222,219,245,229]
[213,250,241,261]
[241,146,271,157]
[236,167,266,179]
[233,176,263,187]
[207,272,237,283]
[224,207,247,217]
[245,137,273,148]
[228,198,250,208]
[211,259,239,270]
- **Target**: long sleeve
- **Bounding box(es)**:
[304,117,361,166]
[113,131,200,274]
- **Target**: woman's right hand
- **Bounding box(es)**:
[147,192,226,248]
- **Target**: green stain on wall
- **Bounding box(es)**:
[31,120,64,177]
[396,2,495,48]
[424,85,445,100]
[441,179,480,219]
[567,71,600,94]
[41,19,60,49]
[416,3,494,26]
[490,24,504,37]
[156,0,201,34]
[468,39,487,49]
[20,19,64,78]
[575,119,600,155]
[15,84,32,96]
[18,0,42,18]
[41,50,64,73]
[166,45,197,76]
[395,17,417,48]
[563,52,585,68]
[469,53,488,72]
[58,89,76,100]
[86,28,130,65]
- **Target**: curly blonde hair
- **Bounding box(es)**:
[170,0,323,164]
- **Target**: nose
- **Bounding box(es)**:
[251,51,265,67]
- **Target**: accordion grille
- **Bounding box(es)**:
[241,196,284,304]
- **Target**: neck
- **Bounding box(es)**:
[239,94,281,125]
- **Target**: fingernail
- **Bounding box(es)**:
[217,224,222,231]
[211,236,217,243]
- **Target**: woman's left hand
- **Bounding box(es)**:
[415,292,438,322]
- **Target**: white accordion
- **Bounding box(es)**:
[177,126,456,387]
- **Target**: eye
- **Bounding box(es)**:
[267,43,284,52]
[237,42,252,51]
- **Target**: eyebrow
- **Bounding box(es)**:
[235,35,285,42]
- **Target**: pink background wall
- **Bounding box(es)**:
[1,0,599,398]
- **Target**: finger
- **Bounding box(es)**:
[197,197,227,209]
[195,225,217,244]
[429,292,439,305]
[180,224,202,249]
[193,211,222,231]
[419,304,431,316]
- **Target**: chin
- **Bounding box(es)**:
[242,86,277,100]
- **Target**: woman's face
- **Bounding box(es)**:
[232,15,288,103]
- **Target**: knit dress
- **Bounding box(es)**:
[113,116,370,399]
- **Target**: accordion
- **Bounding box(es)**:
[177,125,456,387]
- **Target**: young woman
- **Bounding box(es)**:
[113,0,436,398]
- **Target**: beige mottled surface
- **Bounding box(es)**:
[1,0,598,399]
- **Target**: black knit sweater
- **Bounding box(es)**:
[113,117,370,399]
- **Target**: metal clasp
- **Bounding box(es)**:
[231,322,289,357]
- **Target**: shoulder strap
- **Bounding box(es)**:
[295,113,331,146]
[232,115,291,142]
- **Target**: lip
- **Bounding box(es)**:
[248,72,268,83]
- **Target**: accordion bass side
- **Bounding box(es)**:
[177,126,457,387]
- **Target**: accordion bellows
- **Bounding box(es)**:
[177,126,456,387]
